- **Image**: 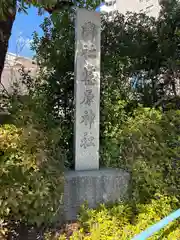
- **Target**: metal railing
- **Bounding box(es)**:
[131,208,180,240]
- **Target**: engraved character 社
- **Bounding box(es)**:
[81,89,94,106]
[81,43,97,59]
[80,109,95,129]
[80,132,95,149]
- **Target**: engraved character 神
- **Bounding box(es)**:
[80,109,95,129]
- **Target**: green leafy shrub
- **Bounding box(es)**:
[0,64,65,227]
[0,124,64,226]
[70,195,180,240]
[100,104,180,201]
[102,106,180,202]
[100,99,129,167]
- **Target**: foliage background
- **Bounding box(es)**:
[70,194,180,240]
[0,0,180,238]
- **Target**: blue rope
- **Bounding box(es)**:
[131,208,180,240]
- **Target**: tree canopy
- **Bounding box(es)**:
[0,0,102,80]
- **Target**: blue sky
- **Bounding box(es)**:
[8,4,104,58]
[8,7,49,58]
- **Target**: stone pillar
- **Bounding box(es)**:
[74,9,101,171]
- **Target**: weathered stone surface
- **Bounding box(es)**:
[74,8,101,171]
[63,169,130,221]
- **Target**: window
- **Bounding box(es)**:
[146,4,153,10]
[140,0,151,2]
[105,0,116,6]
[108,10,113,16]
[145,4,153,13]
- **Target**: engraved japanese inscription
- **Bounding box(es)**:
[81,43,97,59]
[80,89,94,106]
[80,132,95,149]
[75,9,100,170]
[80,109,95,129]
[81,21,97,42]
[82,62,99,86]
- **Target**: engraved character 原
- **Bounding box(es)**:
[81,89,94,106]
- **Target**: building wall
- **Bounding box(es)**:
[0,53,38,118]
[117,0,161,18]
[1,53,38,95]
[101,0,161,18]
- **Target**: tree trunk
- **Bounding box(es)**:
[0,1,16,81]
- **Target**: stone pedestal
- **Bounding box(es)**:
[63,168,130,221]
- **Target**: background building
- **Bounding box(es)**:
[1,52,37,95]
[100,0,118,20]
[0,53,38,121]
[100,0,162,18]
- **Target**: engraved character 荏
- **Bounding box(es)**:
[81,89,94,106]
[80,109,95,129]
[82,62,98,86]
[80,132,95,149]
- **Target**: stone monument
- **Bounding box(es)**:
[63,8,130,221]
[74,8,100,171]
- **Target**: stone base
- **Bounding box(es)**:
[63,168,130,221]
